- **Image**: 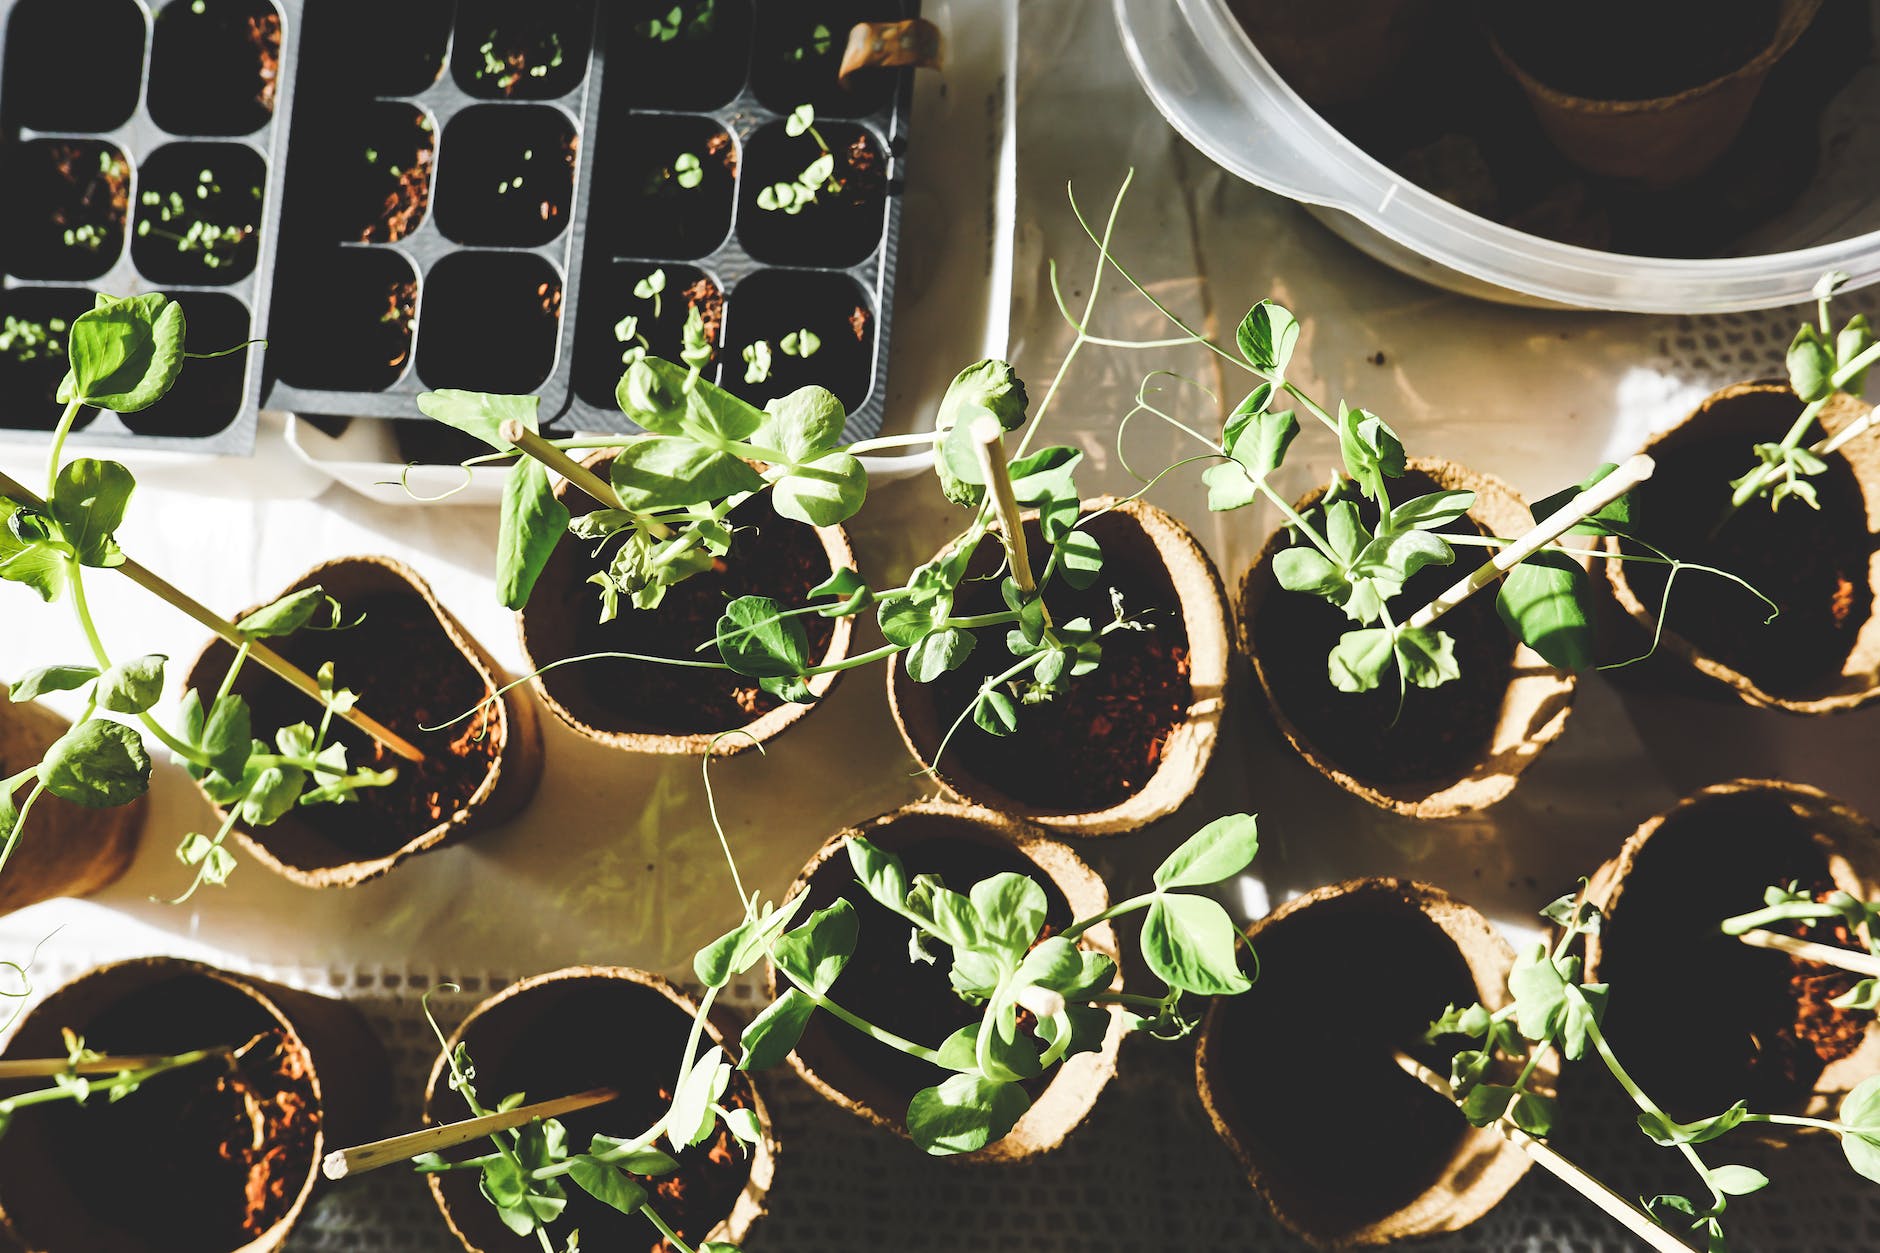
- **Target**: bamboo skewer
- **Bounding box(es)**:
[0,469,425,764]
[1393,1052,1692,1253]
[972,416,1044,604]
[1735,928,1880,978]
[1406,454,1656,632]
[0,1053,203,1079]
[322,1087,619,1180]
[498,420,674,540]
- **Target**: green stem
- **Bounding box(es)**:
[773,962,939,1064]
[1743,1112,1846,1134]
[845,431,940,455]
[1281,380,1342,438]
[1060,893,1155,944]
[0,1043,227,1119]
[65,557,213,769]
[0,767,37,794]
[639,1202,696,1253]
[800,642,901,676]
[942,611,1021,630]
[0,781,48,881]
[1087,991,1170,1009]
[1587,1019,1723,1207]
[1720,902,1839,936]
[44,400,84,498]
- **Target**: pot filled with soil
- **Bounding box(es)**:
[185,555,544,888]
[735,115,888,269]
[0,692,140,914]
[889,497,1230,837]
[722,268,876,414]
[773,798,1126,1162]
[2,139,130,282]
[0,956,387,1253]
[1605,381,1880,713]
[423,966,773,1253]
[1484,0,1823,185]
[519,451,856,755]
[147,0,282,136]
[1195,878,1533,1246]
[1582,779,1880,1120]
[1239,459,1577,819]
[130,141,265,285]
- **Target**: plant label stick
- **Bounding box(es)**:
[0,468,425,764]
[1392,1052,1692,1253]
[497,419,674,540]
[1735,928,1880,978]
[1407,454,1656,632]
[971,416,1040,599]
[322,1086,619,1180]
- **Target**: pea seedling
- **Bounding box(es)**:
[0,1027,250,1142]
[756,105,840,216]
[0,294,405,904]
[1722,885,1880,1010]
[134,168,257,272]
[787,22,834,62]
[640,0,719,44]
[1419,893,1880,1252]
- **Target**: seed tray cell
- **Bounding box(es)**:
[0,0,292,452]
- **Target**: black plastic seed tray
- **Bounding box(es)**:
[0,0,296,454]
[265,0,918,448]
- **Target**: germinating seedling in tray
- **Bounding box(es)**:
[0,294,408,906]
[331,749,1262,1251]
[1417,892,1880,1253]
[755,104,843,216]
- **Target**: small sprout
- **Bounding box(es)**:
[674,151,703,189]
[742,339,773,384]
[785,103,816,138]
[613,315,640,344]
[633,268,667,318]
[780,329,821,359]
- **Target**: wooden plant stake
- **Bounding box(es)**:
[498,420,674,540]
[971,417,1049,623]
[322,1086,619,1180]
[1393,1052,1692,1253]
[0,469,424,764]
[1734,928,1880,978]
[1406,454,1656,632]
[0,1050,225,1080]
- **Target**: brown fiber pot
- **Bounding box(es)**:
[888,497,1231,836]
[424,967,774,1253]
[772,799,1125,1161]
[1486,0,1822,186]
[1238,459,1576,818]
[518,451,856,756]
[185,556,544,888]
[1604,381,1880,713]
[0,694,140,913]
[1196,879,1532,1247]
[1582,780,1880,1121]
[0,957,388,1253]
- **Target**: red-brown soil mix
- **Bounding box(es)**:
[20,978,317,1251]
[793,818,1074,1108]
[1618,393,1873,699]
[1212,889,1477,1230]
[209,593,500,859]
[432,978,755,1253]
[1780,889,1868,1070]
[1250,476,1514,787]
[1598,791,1864,1118]
[461,1,590,100]
[535,492,836,736]
[4,141,130,281]
[737,122,887,269]
[685,278,724,354]
[49,142,129,239]
[357,112,435,243]
[247,13,281,113]
[921,510,1193,813]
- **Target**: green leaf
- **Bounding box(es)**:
[936,358,1028,436]
[239,764,306,827]
[1788,323,1836,403]
[49,458,133,568]
[740,989,815,1070]
[413,390,538,452]
[40,718,150,807]
[10,663,99,701]
[1223,398,1299,482]
[566,1156,648,1214]
[970,873,1049,951]
[1153,814,1261,889]
[715,596,810,678]
[1141,894,1250,995]
[847,836,910,910]
[200,694,253,780]
[1337,403,1406,500]
[1460,1083,1515,1126]
[1394,626,1459,690]
[1508,1092,1557,1137]
[0,500,68,601]
[498,459,570,611]
[1202,461,1259,512]
[1639,1102,1747,1147]
[1236,300,1299,378]
[1838,314,1874,393]
[771,899,858,995]
[810,566,871,616]
[1497,553,1594,672]
[667,1047,733,1151]
[1390,490,1475,531]
[611,437,765,510]
[1529,465,1637,538]
[905,1073,1031,1156]
[1708,1164,1769,1197]
[58,293,185,411]
[96,655,165,714]
[1507,943,1569,1043]
[906,627,974,683]
[584,1139,679,1175]
[758,385,847,459]
[1328,627,1394,693]
[773,451,867,527]
[618,357,766,439]
[1055,529,1103,591]
[236,588,332,638]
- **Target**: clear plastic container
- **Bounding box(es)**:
[1113,0,1880,313]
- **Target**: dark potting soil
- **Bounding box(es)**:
[217,592,500,859]
[454,0,593,101]
[0,287,97,425]
[118,291,249,437]
[277,251,417,391]
[1488,0,1777,101]
[147,0,281,136]
[4,141,129,283]
[722,268,874,412]
[748,0,897,118]
[576,265,723,408]
[333,103,435,243]
[130,142,265,286]
[437,978,755,1253]
[1291,1,1869,257]
[323,0,452,96]
[736,122,887,268]
[613,0,754,112]
[1598,790,1865,1118]
[434,106,577,248]
[3,0,145,132]
[539,493,837,736]
[1213,889,1477,1230]
[1249,484,1514,788]
[796,822,1076,1109]
[921,511,1193,814]
[414,251,562,394]
[1618,394,1872,699]
[23,977,317,1251]
[600,114,737,259]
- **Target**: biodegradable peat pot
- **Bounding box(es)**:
[1486,0,1823,185]
[1239,460,1576,818]
[519,452,856,756]
[1583,780,1880,1121]
[0,694,140,913]
[772,799,1126,1161]
[0,956,387,1253]
[424,967,773,1253]
[1196,879,1532,1247]
[1605,381,1880,713]
[186,556,544,888]
[889,497,1230,836]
